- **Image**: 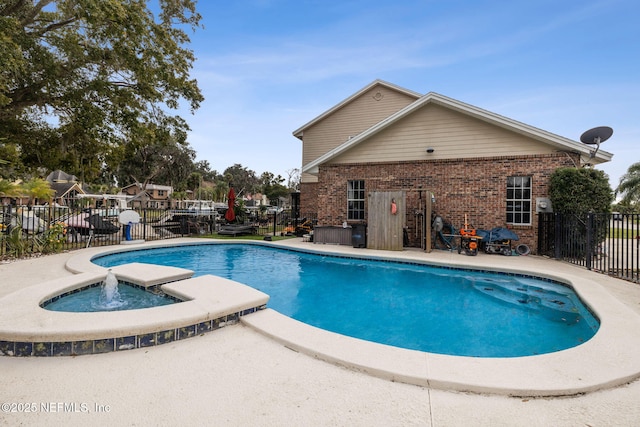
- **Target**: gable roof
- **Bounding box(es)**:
[302,90,613,174]
[292,79,422,139]
[46,170,78,183]
[50,182,85,199]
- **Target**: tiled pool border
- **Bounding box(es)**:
[0,305,266,357]
[0,305,265,357]
[39,279,184,309]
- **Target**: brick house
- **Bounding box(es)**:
[45,170,86,206]
[120,183,173,209]
[292,80,612,253]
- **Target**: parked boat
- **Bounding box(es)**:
[65,212,120,236]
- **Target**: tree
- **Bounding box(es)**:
[151,142,196,191]
[616,161,640,208]
[613,198,640,214]
[0,137,23,179]
[194,160,220,182]
[260,171,289,204]
[115,120,195,189]
[0,0,203,179]
[213,179,228,202]
[285,168,300,191]
[0,178,19,197]
[223,164,258,196]
[20,177,55,204]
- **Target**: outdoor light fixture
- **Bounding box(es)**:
[426,148,435,153]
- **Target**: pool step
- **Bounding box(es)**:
[472,279,581,323]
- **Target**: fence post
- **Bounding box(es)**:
[554,212,562,260]
[143,209,147,240]
[585,213,593,270]
[272,212,277,237]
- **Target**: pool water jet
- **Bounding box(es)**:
[97,269,125,310]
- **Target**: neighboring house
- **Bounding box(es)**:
[293,80,613,253]
[45,170,86,206]
[120,183,173,209]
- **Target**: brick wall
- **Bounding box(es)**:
[300,153,578,253]
[299,182,319,218]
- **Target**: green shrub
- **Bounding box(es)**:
[549,167,614,258]
[549,167,613,214]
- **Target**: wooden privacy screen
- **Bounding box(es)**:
[367,191,405,250]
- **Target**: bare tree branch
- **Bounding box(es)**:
[32,15,79,37]
[19,0,54,26]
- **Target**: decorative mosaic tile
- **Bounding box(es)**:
[33,342,52,357]
[156,329,175,345]
[15,342,33,357]
[94,338,115,353]
[52,341,73,356]
[138,333,156,348]
[211,318,222,330]
[178,325,196,340]
[0,341,15,356]
[1,305,266,357]
[116,336,136,351]
[241,307,256,316]
[197,321,212,334]
[73,340,94,356]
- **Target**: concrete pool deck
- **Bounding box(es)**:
[2,238,640,425]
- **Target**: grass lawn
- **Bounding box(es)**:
[609,227,639,239]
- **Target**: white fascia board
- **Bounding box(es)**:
[427,93,613,163]
[301,91,613,173]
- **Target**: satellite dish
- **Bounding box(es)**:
[580,126,613,145]
[580,126,613,163]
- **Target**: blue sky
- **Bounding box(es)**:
[182,0,638,189]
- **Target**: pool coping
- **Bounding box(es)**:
[4,238,640,396]
[0,251,269,355]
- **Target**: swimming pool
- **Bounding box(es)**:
[92,243,599,357]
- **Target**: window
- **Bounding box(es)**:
[347,180,365,220]
[506,176,531,225]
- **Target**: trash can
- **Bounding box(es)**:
[352,223,367,248]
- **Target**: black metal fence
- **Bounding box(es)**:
[0,204,210,258]
[538,212,640,283]
[0,201,317,259]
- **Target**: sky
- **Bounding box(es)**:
[180,0,639,189]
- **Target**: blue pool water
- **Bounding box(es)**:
[92,243,599,357]
[44,282,176,312]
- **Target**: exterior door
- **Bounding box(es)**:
[367,191,405,250]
